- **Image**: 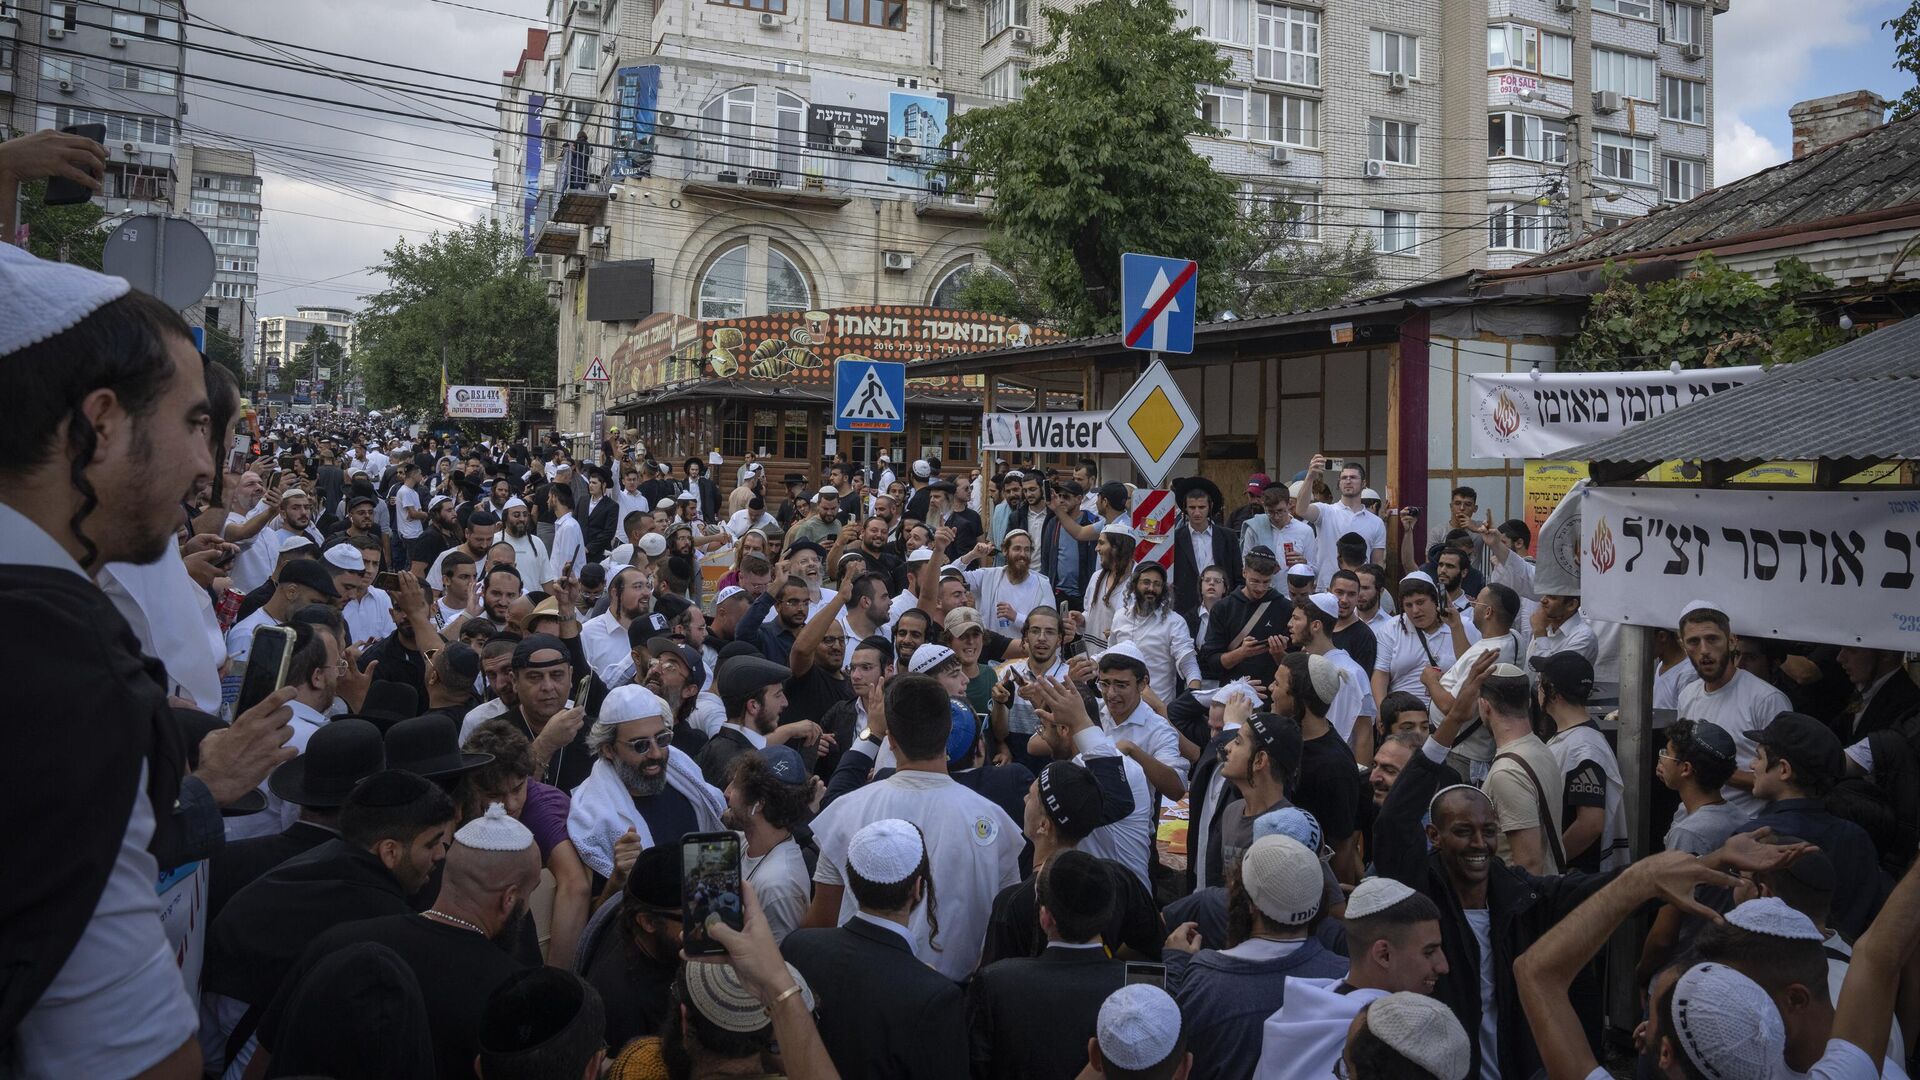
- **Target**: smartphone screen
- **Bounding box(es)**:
[45,124,106,206]
[227,433,250,475]
[682,831,744,955]
[374,570,403,593]
[573,672,592,708]
[1124,962,1167,988]
[1061,635,1086,660]
[234,625,298,716]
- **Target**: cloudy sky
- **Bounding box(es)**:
[193,0,1910,320]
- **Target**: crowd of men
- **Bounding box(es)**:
[8,127,1920,1080]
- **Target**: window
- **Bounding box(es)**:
[721,404,750,457]
[931,264,975,308]
[711,0,788,12]
[53,107,173,147]
[1488,203,1563,253]
[1374,210,1418,255]
[987,0,1026,39]
[1593,0,1652,18]
[1665,157,1705,201]
[828,0,907,29]
[41,56,73,81]
[1592,48,1655,100]
[702,86,756,170]
[984,61,1028,101]
[191,198,218,216]
[1487,113,1568,162]
[569,33,598,71]
[752,409,778,456]
[111,11,179,39]
[1488,24,1536,71]
[1198,84,1246,139]
[773,91,805,181]
[1663,1,1702,44]
[1255,5,1318,86]
[1250,91,1317,148]
[1247,185,1319,241]
[49,3,76,29]
[110,63,178,95]
[781,409,809,459]
[767,247,810,313]
[698,245,750,320]
[1594,130,1654,184]
[1181,0,1249,45]
[1661,76,1704,124]
[1541,33,1572,78]
[1368,118,1417,165]
[1369,29,1418,78]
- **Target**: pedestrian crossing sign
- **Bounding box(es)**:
[582,357,610,382]
[834,357,907,433]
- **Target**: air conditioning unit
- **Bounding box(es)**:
[890,136,921,160]
[47,25,64,38]
[882,251,914,271]
[1268,144,1290,165]
[946,0,968,9]
[1553,0,1575,9]
[656,110,678,132]
[110,33,127,47]
[1592,90,1623,114]
[589,225,611,247]
[832,125,862,150]
[1387,72,1409,93]
[758,11,778,26]
[746,168,779,185]
[1012,27,1030,44]
[57,79,74,94]
[1363,160,1385,179]
[571,0,602,16]
[1681,42,1703,60]
[121,141,139,156]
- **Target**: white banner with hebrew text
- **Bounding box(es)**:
[1469,366,1763,459]
[1580,487,1920,651]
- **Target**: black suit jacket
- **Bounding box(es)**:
[1854,671,1920,741]
[207,820,337,924]
[1172,523,1241,620]
[968,945,1125,1080]
[782,918,969,1080]
[952,763,1034,833]
[581,495,620,562]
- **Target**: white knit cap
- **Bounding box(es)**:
[1671,963,1787,1080]
[1302,654,1346,705]
[428,494,453,511]
[1344,876,1418,919]
[1240,834,1323,925]
[908,644,956,675]
[1102,640,1148,668]
[1285,562,1316,580]
[1361,488,1381,501]
[279,535,317,554]
[1401,570,1436,590]
[600,684,666,725]
[1306,592,1340,620]
[1097,984,1183,1071]
[905,546,934,564]
[502,496,528,511]
[1195,679,1263,720]
[454,801,535,852]
[676,490,699,502]
[638,533,667,557]
[1725,897,1822,941]
[0,242,131,357]
[684,959,815,1033]
[323,544,366,572]
[608,543,636,567]
[913,459,932,479]
[713,585,745,607]
[1100,521,1138,540]
[847,819,922,884]
[1366,992,1471,1080]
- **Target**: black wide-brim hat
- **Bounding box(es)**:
[269,718,387,808]
[1172,476,1225,511]
[383,714,493,780]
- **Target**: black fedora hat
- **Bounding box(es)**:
[173,706,268,817]
[339,682,420,734]
[269,718,387,808]
[383,714,492,781]
[1172,476,1225,512]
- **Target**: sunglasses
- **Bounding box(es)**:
[623,732,674,753]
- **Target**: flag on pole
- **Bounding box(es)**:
[439,352,448,409]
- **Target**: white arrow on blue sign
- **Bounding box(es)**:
[1121,252,1198,354]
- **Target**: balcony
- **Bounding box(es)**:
[914,189,986,221]
[530,188,581,255]
[0,15,16,41]
[552,140,607,223]
[681,153,853,210]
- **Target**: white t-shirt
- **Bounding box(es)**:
[225,605,281,663]
[1822,936,1909,1075]
[548,513,587,584]
[1240,516,1315,566]
[1654,658,1702,712]
[1436,631,1521,766]
[225,505,280,594]
[1463,907,1500,1080]
[1675,670,1791,818]
[344,587,397,647]
[956,564,1055,637]
[1376,615,1479,701]
[1103,699,1189,786]
[1306,502,1388,586]
[743,836,811,944]
[1774,1039,1885,1080]
[395,485,423,539]
[1069,728,1154,890]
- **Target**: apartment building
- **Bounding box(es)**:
[257,306,356,388]
[172,143,261,363]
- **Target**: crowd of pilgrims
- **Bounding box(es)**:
[10,240,1920,1080]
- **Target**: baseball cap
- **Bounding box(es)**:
[279,558,341,599]
[945,607,985,638]
[1529,652,1596,704]
[1246,472,1272,493]
[1744,712,1844,783]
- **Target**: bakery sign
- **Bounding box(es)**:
[701,306,1057,386]
[606,312,703,398]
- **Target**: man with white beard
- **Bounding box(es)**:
[498,497,549,592]
[565,685,727,880]
[1105,561,1201,708]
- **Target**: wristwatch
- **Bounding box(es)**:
[858,727,881,745]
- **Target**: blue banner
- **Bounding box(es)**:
[886,91,949,189]
[610,66,660,180]
[522,92,545,258]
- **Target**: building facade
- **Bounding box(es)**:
[257,306,356,395]
[172,142,261,364]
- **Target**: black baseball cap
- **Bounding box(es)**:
[1529,652,1595,704]
[1745,712,1844,782]
[279,557,342,599]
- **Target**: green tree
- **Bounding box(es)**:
[202,323,247,385]
[353,219,556,414]
[940,0,1247,335]
[1565,255,1850,371]
[18,179,108,269]
[1888,1,1920,119]
[291,325,347,396]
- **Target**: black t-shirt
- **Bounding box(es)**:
[584,925,678,1052]
[784,666,853,730]
[1330,621,1377,676]
[635,782,700,847]
[1561,753,1609,873]
[409,528,453,569]
[1293,730,1360,844]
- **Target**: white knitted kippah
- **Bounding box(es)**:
[1725,897,1822,941]
[454,802,534,852]
[1097,984,1183,1071]
[1344,876,1418,920]
[0,242,131,358]
[848,819,923,885]
[600,684,666,725]
[1671,962,1787,1080]
[1368,992,1471,1080]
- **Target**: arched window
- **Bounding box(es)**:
[701,86,756,170]
[766,246,810,313]
[698,244,750,320]
[929,261,1003,309]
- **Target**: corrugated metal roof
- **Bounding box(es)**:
[1517,113,1920,270]
[1571,318,1920,466]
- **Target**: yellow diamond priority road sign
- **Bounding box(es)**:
[1105,359,1199,488]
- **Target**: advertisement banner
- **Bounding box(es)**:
[607,312,703,398]
[982,410,1122,454]
[609,66,660,179]
[886,91,949,188]
[806,104,886,160]
[521,92,545,258]
[700,306,1049,386]
[1468,366,1763,460]
[446,384,509,419]
[1523,460,1588,558]
[1579,487,1920,650]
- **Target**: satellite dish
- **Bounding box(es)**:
[102,215,216,311]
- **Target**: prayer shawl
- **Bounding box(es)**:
[566,750,725,876]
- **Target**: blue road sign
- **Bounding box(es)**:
[1121,252,1198,354]
[834,357,907,433]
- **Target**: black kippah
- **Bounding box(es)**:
[348,769,433,808]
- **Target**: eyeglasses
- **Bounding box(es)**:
[820,636,847,646]
[623,732,674,752]
[1096,679,1137,693]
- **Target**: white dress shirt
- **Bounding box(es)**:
[1105,604,1200,706]
[548,512,586,584]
